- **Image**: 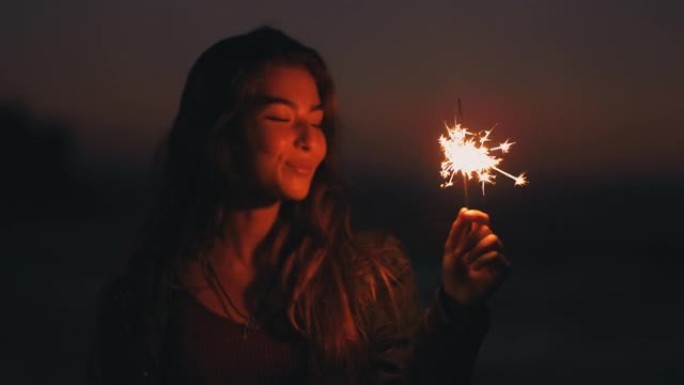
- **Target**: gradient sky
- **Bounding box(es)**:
[2,0,683,182]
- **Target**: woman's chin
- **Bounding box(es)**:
[279,182,312,201]
[282,189,310,202]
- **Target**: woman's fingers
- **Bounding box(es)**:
[470,250,511,272]
[442,209,510,305]
[462,209,490,227]
[445,208,468,251]
[446,208,491,254]
[464,224,492,255]
[466,232,502,264]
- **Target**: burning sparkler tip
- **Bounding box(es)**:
[439,119,528,195]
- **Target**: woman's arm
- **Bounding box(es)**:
[409,286,490,383]
[365,243,490,384]
[365,208,509,384]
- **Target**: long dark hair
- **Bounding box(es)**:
[130,27,402,382]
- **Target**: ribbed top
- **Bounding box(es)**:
[161,289,307,384]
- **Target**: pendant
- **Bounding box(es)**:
[242,317,257,340]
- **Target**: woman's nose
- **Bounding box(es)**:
[294,120,316,151]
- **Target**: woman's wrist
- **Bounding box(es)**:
[438,286,488,322]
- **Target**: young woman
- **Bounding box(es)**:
[88,27,510,385]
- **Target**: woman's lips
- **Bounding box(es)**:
[285,161,315,176]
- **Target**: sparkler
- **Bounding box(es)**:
[439,121,527,203]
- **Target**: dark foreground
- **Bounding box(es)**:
[3,169,682,384]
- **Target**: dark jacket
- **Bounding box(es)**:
[88,234,490,384]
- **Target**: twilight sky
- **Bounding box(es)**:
[2,0,683,182]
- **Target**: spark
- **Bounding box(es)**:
[439,122,528,194]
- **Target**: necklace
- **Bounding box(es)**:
[202,260,259,340]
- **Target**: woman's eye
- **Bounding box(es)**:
[265,116,291,123]
[310,112,324,128]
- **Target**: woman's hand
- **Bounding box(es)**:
[442,208,511,306]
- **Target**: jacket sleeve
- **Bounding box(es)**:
[409,287,490,384]
[364,234,490,385]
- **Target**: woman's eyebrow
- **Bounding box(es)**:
[259,95,323,111]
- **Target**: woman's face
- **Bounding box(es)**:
[243,65,328,201]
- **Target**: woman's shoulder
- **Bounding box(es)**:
[90,271,164,383]
[98,272,145,303]
[95,270,159,321]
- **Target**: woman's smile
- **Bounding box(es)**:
[284,160,317,177]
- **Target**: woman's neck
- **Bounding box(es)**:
[213,202,281,269]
